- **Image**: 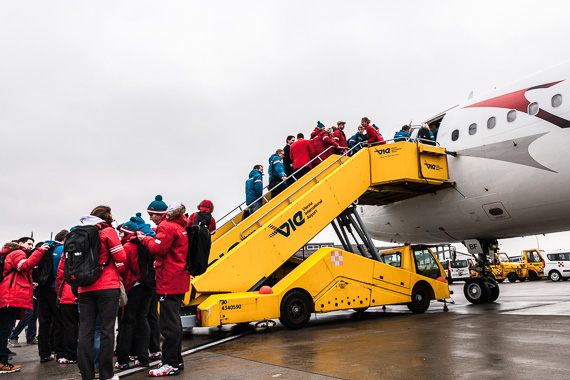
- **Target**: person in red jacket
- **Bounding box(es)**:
[362,117,386,146]
[114,219,152,370]
[319,127,340,162]
[289,132,315,182]
[187,200,216,233]
[333,121,348,154]
[55,243,79,365]
[76,205,126,380]
[0,237,47,373]
[140,201,189,377]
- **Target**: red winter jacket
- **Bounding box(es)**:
[311,131,327,163]
[56,255,77,305]
[121,233,141,293]
[310,127,322,139]
[333,129,348,153]
[290,138,315,170]
[142,205,190,295]
[79,222,127,294]
[319,131,339,162]
[0,243,44,309]
[187,213,216,232]
[365,125,386,145]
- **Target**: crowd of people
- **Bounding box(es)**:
[244,117,437,211]
[0,117,438,379]
[0,196,215,379]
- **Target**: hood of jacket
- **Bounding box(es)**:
[165,204,187,226]
[249,169,262,179]
[80,215,105,226]
[1,242,20,254]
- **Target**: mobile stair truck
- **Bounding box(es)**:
[182,141,455,329]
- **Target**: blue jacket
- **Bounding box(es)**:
[268,154,286,180]
[245,169,264,205]
[44,240,64,288]
[394,129,411,142]
[348,132,365,154]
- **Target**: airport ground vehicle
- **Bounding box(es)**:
[471,252,528,283]
[440,259,470,283]
[181,142,454,328]
[543,249,570,281]
[520,249,545,280]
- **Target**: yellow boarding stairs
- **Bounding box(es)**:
[182,141,454,328]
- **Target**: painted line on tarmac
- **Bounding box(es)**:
[117,330,253,378]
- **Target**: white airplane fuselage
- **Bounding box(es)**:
[362,61,570,244]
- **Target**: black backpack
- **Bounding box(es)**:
[33,243,61,288]
[63,224,110,287]
[0,253,10,283]
[185,211,212,276]
[137,242,156,289]
[417,128,432,142]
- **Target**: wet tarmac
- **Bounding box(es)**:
[7,280,570,380]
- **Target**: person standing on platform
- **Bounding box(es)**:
[245,165,264,214]
[333,121,348,153]
[283,135,295,178]
[268,149,288,199]
[289,133,315,181]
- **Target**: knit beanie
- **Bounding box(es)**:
[147,195,168,214]
[120,217,139,234]
[134,212,145,225]
[317,121,325,129]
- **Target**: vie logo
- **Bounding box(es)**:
[423,161,442,170]
[269,211,306,238]
[374,148,391,155]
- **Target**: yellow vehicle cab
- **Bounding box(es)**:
[471,253,528,283]
[195,245,450,329]
[520,249,545,280]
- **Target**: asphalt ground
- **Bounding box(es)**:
[6,279,570,380]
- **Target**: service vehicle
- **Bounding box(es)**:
[520,249,545,280]
[543,249,570,281]
[440,258,471,283]
[196,245,450,329]
[471,252,528,283]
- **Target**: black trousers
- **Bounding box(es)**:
[0,307,19,364]
[158,293,183,368]
[9,294,37,342]
[78,289,119,380]
[269,175,288,199]
[292,167,311,182]
[117,284,152,365]
[37,287,64,359]
[60,303,79,361]
[148,292,161,354]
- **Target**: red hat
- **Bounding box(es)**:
[198,200,214,212]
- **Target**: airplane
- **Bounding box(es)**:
[359,59,570,303]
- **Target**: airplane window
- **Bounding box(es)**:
[487,117,496,129]
[452,129,459,141]
[468,123,477,135]
[552,94,562,108]
[528,102,539,116]
[507,110,517,122]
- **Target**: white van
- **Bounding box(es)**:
[440,258,471,283]
[543,249,570,281]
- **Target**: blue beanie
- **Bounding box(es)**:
[134,212,145,225]
[317,121,325,129]
[147,195,167,214]
[120,217,139,234]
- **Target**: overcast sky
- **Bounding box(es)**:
[1,1,569,254]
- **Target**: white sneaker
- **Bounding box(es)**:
[107,375,120,380]
[149,364,179,377]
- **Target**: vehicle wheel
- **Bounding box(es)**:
[528,271,538,281]
[507,273,517,283]
[518,277,526,282]
[279,290,313,329]
[353,307,368,313]
[561,277,569,281]
[407,283,431,313]
[549,270,561,282]
[464,278,490,304]
[486,277,500,302]
[497,279,505,283]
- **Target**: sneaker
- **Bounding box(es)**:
[149,364,179,377]
[57,357,77,364]
[107,375,120,380]
[114,362,129,370]
[0,363,21,374]
[156,362,184,371]
[133,359,149,368]
[7,349,16,356]
[40,354,56,363]
[8,339,21,348]
[148,352,162,360]
[27,338,38,345]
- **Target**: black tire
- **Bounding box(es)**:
[497,279,505,283]
[407,283,431,313]
[507,273,517,283]
[279,290,313,329]
[528,271,539,281]
[518,277,526,282]
[486,277,500,302]
[561,277,569,281]
[353,307,369,313]
[549,270,562,282]
[464,278,490,304]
